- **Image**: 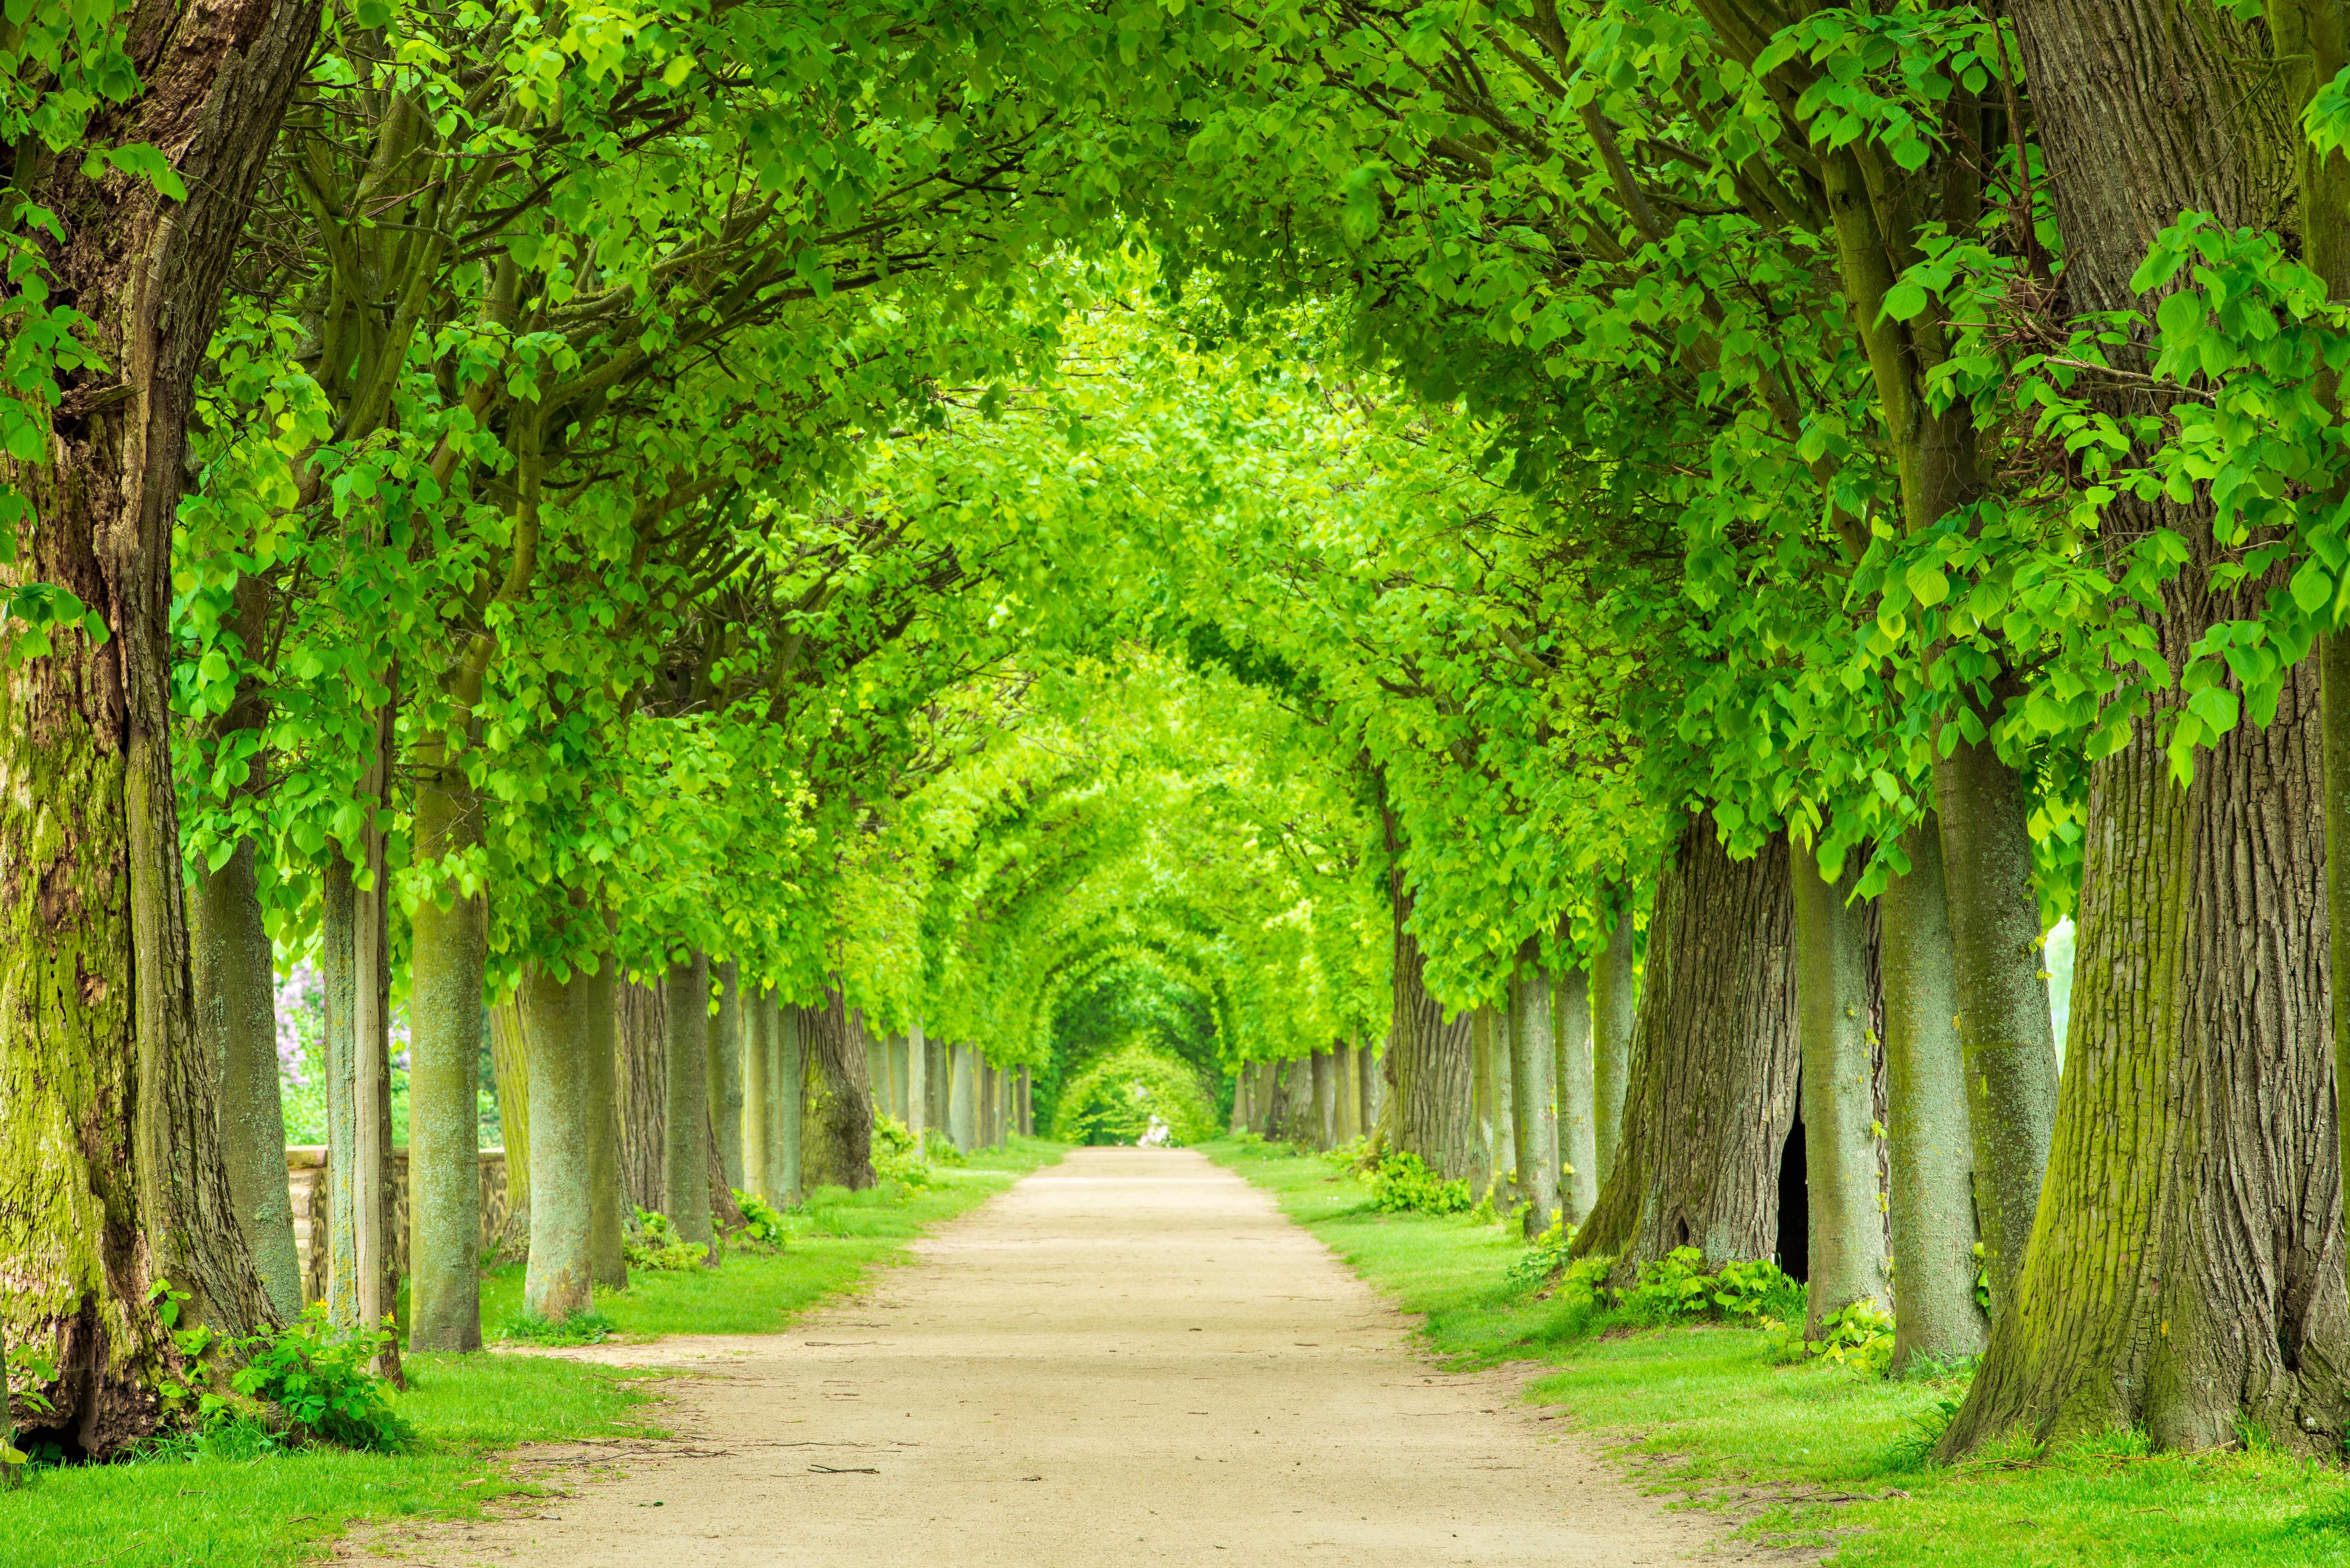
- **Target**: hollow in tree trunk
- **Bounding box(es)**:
[1572,819,1799,1274]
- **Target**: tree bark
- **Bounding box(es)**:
[1470,1004,1499,1193]
[663,955,711,1245]
[743,988,770,1200]
[582,953,625,1291]
[0,0,322,1456]
[519,963,592,1321]
[487,997,530,1235]
[1276,1057,1315,1144]
[775,997,805,1203]
[1019,1066,1033,1136]
[192,842,301,1319]
[800,991,875,1190]
[615,980,666,1215]
[1357,1045,1380,1140]
[925,1030,949,1142]
[1794,851,1890,1335]
[908,1018,930,1152]
[712,962,744,1193]
[1571,819,1799,1274]
[1312,1047,1336,1150]
[1942,0,2345,1457]
[1592,906,1637,1187]
[1509,946,1562,1239]
[1882,820,1986,1371]
[950,1042,978,1150]
[1333,1046,1360,1142]
[1555,965,1600,1224]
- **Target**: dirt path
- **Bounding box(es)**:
[354,1147,1737,1567]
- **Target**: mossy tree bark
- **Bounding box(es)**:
[712,962,744,1193]
[774,997,805,1204]
[662,954,712,1246]
[1793,851,1890,1334]
[407,792,483,1352]
[1334,1046,1360,1142]
[1937,0,2346,1457]
[1508,946,1561,1239]
[192,840,301,1319]
[615,980,666,1214]
[1571,819,1799,1274]
[519,963,593,1321]
[800,991,875,1190]
[0,0,320,1457]
[1881,821,1985,1371]
[581,954,625,1291]
[1591,907,1637,1187]
[1553,965,1599,1225]
[1469,1005,1498,1193]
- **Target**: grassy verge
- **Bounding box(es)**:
[1202,1136,2350,1568]
[3,1139,1062,1568]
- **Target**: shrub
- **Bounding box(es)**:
[498,1308,616,1347]
[871,1115,935,1189]
[227,1306,414,1452]
[1503,1214,1576,1290]
[1052,1044,1219,1146]
[1366,1150,1473,1215]
[732,1188,791,1245]
[625,1208,707,1271]
[1765,1298,1896,1376]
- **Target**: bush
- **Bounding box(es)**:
[733,1188,790,1245]
[1765,1298,1896,1376]
[1052,1044,1219,1146]
[624,1208,707,1271]
[498,1308,615,1347]
[1503,1213,1576,1290]
[1366,1150,1473,1215]
[1620,1247,1803,1327]
[871,1115,935,1189]
[226,1306,414,1452]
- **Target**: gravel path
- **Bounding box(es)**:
[351,1146,1735,1566]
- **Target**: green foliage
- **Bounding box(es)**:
[1050,1043,1218,1147]
[1502,1214,1576,1291]
[1618,1249,1806,1329]
[496,1310,615,1348]
[731,1190,791,1248]
[1766,1300,1899,1378]
[623,1210,708,1272]
[1366,1151,1473,1216]
[226,1308,414,1453]
[869,1116,935,1190]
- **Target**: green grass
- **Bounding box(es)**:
[1203,1135,2350,1568]
[2,1139,1063,1568]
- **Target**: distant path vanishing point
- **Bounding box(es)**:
[347,1146,1745,1567]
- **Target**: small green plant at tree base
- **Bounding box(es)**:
[1366,1151,1472,1215]
[1765,1299,1897,1376]
[226,1306,414,1452]
[1503,1214,1576,1290]
[1319,1134,1373,1174]
[870,1115,935,1190]
[625,1209,708,1271]
[925,1136,969,1168]
[732,1189,791,1246]
[498,1309,617,1347]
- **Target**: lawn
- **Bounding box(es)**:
[1,1140,1063,1568]
[1203,1136,2350,1568]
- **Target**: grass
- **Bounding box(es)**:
[2,1138,1063,1568]
[1202,1134,2350,1568]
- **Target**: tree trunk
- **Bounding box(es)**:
[1942,0,2345,1457]
[1276,1057,1315,1144]
[519,964,592,1321]
[663,955,711,1245]
[0,0,321,1457]
[487,998,530,1236]
[1794,851,1890,1335]
[950,1042,978,1150]
[615,981,666,1215]
[1357,1046,1380,1140]
[1019,1066,1033,1136]
[192,842,301,1318]
[1882,820,1986,1371]
[800,992,875,1190]
[582,954,625,1291]
[925,1030,949,1142]
[1312,1047,1336,1150]
[1333,1047,1359,1142]
[979,1057,997,1148]
[744,988,770,1200]
[908,1019,930,1152]
[1571,819,1799,1274]
[1555,965,1600,1224]
[775,997,805,1203]
[1592,906,1637,1187]
[1469,1005,1498,1193]
[1509,946,1562,1239]
[712,962,744,1193]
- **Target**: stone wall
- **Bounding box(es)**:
[284,1147,518,1307]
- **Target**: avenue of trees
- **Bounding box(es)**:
[8,0,2350,1478]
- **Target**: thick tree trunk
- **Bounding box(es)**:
[925,1031,949,1142]
[615,981,666,1215]
[192,843,301,1318]
[1334,1046,1360,1142]
[1312,1048,1336,1150]
[800,992,875,1190]
[582,954,625,1291]
[1571,819,1799,1274]
[950,1043,978,1150]
[774,997,805,1204]
[663,955,712,1245]
[979,1057,997,1148]
[1555,966,1600,1224]
[487,998,530,1239]
[1019,1066,1033,1136]
[1882,821,1986,1371]
[712,962,744,1193]
[408,778,483,1352]
[0,0,321,1456]
[1794,853,1890,1334]
[1943,0,2345,1457]
[1592,909,1637,1185]
[1387,919,1475,1179]
[1509,947,1561,1239]
[1357,1045,1380,1139]
[519,964,592,1321]
[744,989,770,1200]
[1276,1057,1315,1144]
